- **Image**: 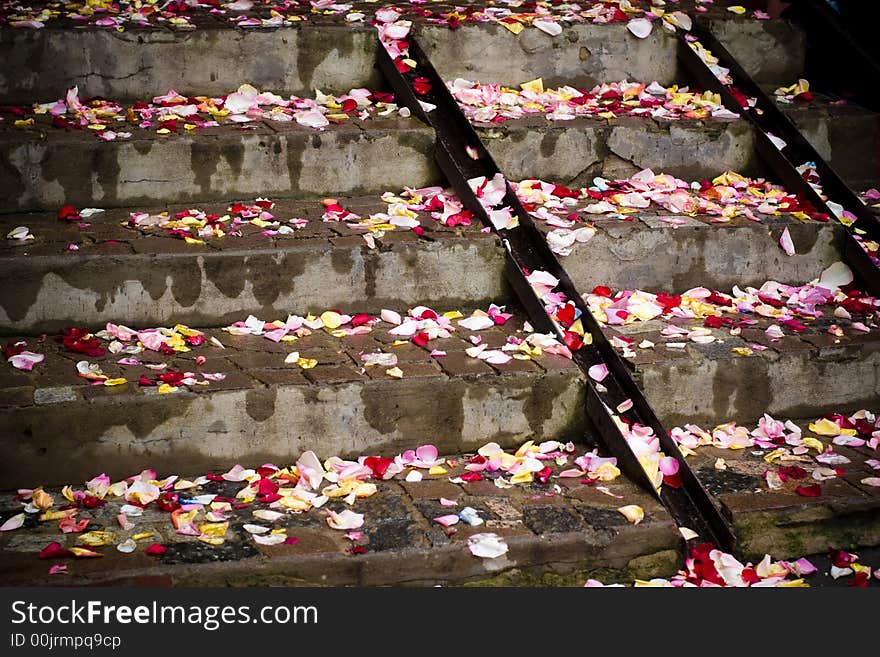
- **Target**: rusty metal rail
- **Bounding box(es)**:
[377,34,736,553]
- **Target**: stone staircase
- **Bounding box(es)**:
[0,1,879,586]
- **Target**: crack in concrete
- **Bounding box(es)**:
[83,66,155,81]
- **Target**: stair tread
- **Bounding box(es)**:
[585,272,880,425]
[0,304,586,485]
[0,440,680,586]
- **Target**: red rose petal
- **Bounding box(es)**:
[39,542,73,560]
[796,484,822,497]
[145,543,167,556]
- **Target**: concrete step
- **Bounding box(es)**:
[426,11,804,91]
[0,20,382,104]
[515,169,845,294]
[0,444,681,587]
[674,412,880,562]
[0,7,805,103]
[0,196,506,333]
[4,76,864,213]
[538,211,844,295]
[478,115,758,186]
[585,273,880,428]
[782,96,880,193]
[0,108,439,212]
[0,169,844,333]
[0,306,585,488]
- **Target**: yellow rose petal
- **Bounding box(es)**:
[77,530,117,547]
[510,470,533,484]
[520,78,544,94]
[802,437,824,453]
[808,418,844,436]
[617,504,644,525]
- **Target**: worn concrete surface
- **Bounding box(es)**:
[605,316,880,427]
[0,314,586,487]
[0,12,807,103]
[0,24,383,104]
[685,440,880,561]
[0,197,507,332]
[706,16,807,87]
[0,457,679,587]
[0,118,440,212]
[421,22,680,90]
[783,97,880,192]
[554,213,845,294]
[478,115,758,184]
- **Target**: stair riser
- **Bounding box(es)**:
[706,18,806,87]
[0,26,382,104]
[1,127,439,212]
[0,20,805,103]
[564,222,844,294]
[0,370,585,488]
[636,347,880,428]
[0,240,508,333]
[2,120,757,213]
[788,107,880,191]
[481,120,758,185]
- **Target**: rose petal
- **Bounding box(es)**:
[326,509,364,530]
[779,227,796,256]
[588,363,609,382]
[434,514,460,527]
[467,532,509,559]
[617,504,644,525]
[0,513,25,531]
[627,18,653,39]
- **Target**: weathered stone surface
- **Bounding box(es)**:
[0,446,681,587]
[0,120,439,212]
[0,199,507,332]
[0,319,586,487]
[479,117,757,185]
[0,16,805,103]
[0,25,382,103]
[558,213,844,294]
[783,97,880,191]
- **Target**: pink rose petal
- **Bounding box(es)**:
[779,227,796,256]
[434,514,460,527]
[588,363,609,382]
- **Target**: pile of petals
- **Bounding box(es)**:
[4,339,44,371]
[223,303,571,370]
[468,173,519,231]
[514,168,835,237]
[51,323,225,392]
[11,84,401,141]
[671,410,880,497]
[0,0,315,30]
[525,269,586,354]
[125,198,307,243]
[0,438,628,565]
[774,79,814,104]
[451,78,738,124]
[1,0,785,34]
[587,543,826,587]
[585,262,877,349]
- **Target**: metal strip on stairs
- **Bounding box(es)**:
[677,22,880,296]
[376,34,737,554]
